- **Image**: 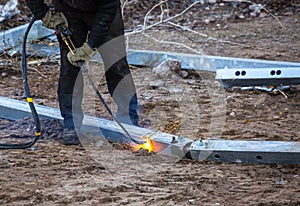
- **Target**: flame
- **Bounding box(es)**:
[132,137,155,152]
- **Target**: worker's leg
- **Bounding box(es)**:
[98,6,139,126]
[57,12,88,132]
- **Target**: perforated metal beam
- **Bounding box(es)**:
[0,21,55,54]
[216,67,300,88]
[0,96,177,147]
[1,96,300,164]
[188,139,300,164]
[2,22,300,72]
[126,50,300,71]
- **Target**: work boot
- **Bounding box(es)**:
[61,128,81,145]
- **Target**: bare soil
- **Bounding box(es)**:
[0,1,300,205]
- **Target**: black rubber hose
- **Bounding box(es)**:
[79,62,145,145]
[0,16,41,149]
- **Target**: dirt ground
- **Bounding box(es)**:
[0,1,300,205]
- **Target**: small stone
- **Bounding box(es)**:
[1,72,7,77]
[171,74,180,82]
[203,18,210,24]
[238,14,245,19]
[249,4,263,12]
[186,79,196,85]
[212,4,219,10]
[149,80,165,89]
[229,111,235,117]
[168,88,183,93]
[242,8,249,13]
[143,96,152,100]
[179,70,189,78]
[95,141,105,147]
[152,58,181,79]
[276,179,285,185]
[208,0,216,4]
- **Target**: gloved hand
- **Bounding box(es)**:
[42,9,68,29]
[67,42,97,67]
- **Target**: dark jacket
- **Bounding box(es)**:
[53,0,99,12]
[26,0,119,48]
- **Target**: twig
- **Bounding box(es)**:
[142,32,203,55]
[278,89,288,99]
[167,21,253,47]
[121,0,137,17]
[143,0,168,29]
[29,67,48,78]
[126,0,203,36]
[124,0,291,56]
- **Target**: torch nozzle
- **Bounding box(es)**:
[55,24,76,54]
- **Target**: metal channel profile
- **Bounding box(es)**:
[0,96,174,145]
[0,21,55,54]
[189,139,300,164]
[216,67,300,88]
[2,22,300,72]
[1,96,300,164]
[126,50,300,71]
[0,96,192,158]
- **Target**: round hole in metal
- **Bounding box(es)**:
[214,153,221,159]
[270,70,276,75]
[256,155,263,160]
[276,70,282,75]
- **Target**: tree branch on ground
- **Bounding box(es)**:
[122,0,290,56]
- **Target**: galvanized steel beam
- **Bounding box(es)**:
[188,139,300,164]
[1,24,300,163]
[126,50,300,71]
[0,96,299,164]
[0,96,181,148]
[1,22,300,72]
[216,67,300,88]
[0,21,56,55]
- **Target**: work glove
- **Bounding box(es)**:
[42,9,68,30]
[67,42,97,67]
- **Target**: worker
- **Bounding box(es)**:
[25,0,139,145]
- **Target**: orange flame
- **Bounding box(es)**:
[132,137,155,152]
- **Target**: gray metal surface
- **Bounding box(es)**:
[1,96,300,164]
[0,21,54,54]
[0,96,62,121]
[126,50,300,71]
[189,139,300,164]
[2,24,300,162]
[2,22,300,72]
[0,96,171,145]
[0,96,191,158]
[216,67,300,88]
